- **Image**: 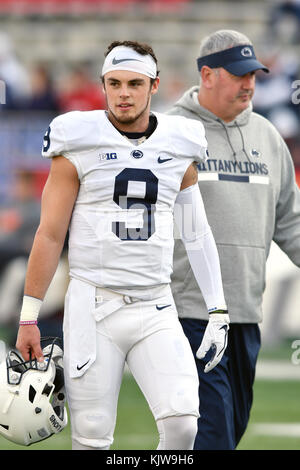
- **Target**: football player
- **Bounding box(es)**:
[15,40,229,450]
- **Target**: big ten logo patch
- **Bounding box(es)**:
[99,152,118,161]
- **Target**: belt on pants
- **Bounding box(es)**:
[93,284,170,322]
[94,287,139,322]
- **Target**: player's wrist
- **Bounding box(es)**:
[208,306,230,324]
[208,306,228,314]
[19,295,42,325]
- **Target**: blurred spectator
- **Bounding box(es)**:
[153,74,186,111]
[269,0,300,44]
[0,169,67,346]
[57,64,106,112]
[23,63,59,111]
[270,0,300,44]
[252,47,300,147]
[0,32,31,109]
[0,169,41,344]
[0,169,40,276]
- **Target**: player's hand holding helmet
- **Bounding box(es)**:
[0,337,68,446]
[196,312,230,373]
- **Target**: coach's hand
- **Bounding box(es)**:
[196,313,230,373]
[16,325,44,362]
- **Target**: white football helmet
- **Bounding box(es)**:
[0,337,68,446]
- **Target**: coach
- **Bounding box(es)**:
[168,29,300,450]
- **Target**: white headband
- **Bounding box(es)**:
[102,46,157,79]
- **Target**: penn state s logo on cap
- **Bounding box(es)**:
[131,149,143,159]
[241,47,252,57]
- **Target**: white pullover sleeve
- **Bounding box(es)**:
[174,183,227,313]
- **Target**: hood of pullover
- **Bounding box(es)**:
[172,85,253,161]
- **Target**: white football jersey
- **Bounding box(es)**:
[42,110,207,287]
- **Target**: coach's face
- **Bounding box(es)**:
[200,66,256,122]
[103,70,159,132]
[213,68,256,121]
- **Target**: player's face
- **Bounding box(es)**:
[103,70,159,132]
[213,68,256,121]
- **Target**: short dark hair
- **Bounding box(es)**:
[102,40,159,83]
[104,40,157,64]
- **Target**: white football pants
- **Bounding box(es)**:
[63,284,199,450]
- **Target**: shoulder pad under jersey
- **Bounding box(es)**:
[42,110,104,158]
[157,112,208,163]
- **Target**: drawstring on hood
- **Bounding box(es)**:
[217,119,237,161]
[170,86,253,162]
[234,120,251,162]
[217,119,251,162]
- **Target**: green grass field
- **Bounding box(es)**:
[0,363,299,451]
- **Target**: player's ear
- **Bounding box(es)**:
[201,66,216,89]
[150,77,160,95]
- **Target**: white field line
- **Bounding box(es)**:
[251,423,300,437]
[255,360,300,380]
[124,360,300,380]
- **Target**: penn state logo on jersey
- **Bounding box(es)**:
[131,149,143,159]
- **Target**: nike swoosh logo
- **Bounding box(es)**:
[112,57,143,65]
[216,325,228,357]
[77,359,90,371]
[156,304,171,311]
[158,157,173,164]
[219,325,228,332]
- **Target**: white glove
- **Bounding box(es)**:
[196,313,230,373]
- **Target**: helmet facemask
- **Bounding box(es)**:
[0,337,68,446]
